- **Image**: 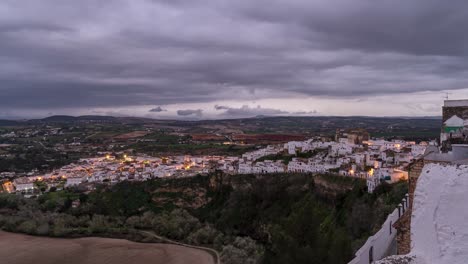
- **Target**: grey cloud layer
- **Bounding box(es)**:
[177,109,203,117]
[214,105,317,118]
[1,0,468,111]
[215,105,287,118]
[149,106,166,112]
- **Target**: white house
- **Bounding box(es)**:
[394,152,413,165]
[367,174,380,193]
[65,174,87,187]
[288,158,309,172]
[284,141,306,155]
[242,145,281,161]
[441,115,465,142]
[381,150,395,164]
[411,144,427,158]
[329,142,354,157]
[255,160,285,174]
[13,178,35,192]
[238,161,253,174]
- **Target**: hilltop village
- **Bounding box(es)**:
[2,128,429,196]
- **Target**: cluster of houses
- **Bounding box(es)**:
[7,154,240,194]
[237,131,430,193]
[4,129,430,195]
[0,127,62,139]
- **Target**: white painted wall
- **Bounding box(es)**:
[348,195,408,264]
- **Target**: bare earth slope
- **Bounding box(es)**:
[0,231,213,264]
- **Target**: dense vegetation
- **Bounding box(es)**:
[256,149,328,164]
[0,173,407,264]
[0,145,81,173]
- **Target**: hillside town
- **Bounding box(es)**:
[1,127,430,196]
[3,1,468,263]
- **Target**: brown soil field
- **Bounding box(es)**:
[191,134,226,141]
[231,133,307,143]
[0,231,214,264]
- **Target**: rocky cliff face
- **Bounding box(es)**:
[150,173,364,211]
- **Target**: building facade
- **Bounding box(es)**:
[441,100,468,148]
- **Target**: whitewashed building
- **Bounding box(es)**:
[13,178,35,192]
[65,174,87,187]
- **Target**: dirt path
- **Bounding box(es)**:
[0,231,214,264]
[140,230,221,264]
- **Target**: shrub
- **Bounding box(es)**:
[125,216,141,228]
[17,220,37,235]
[221,237,263,264]
[88,214,109,233]
[36,222,50,235]
[0,193,22,209]
[187,225,219,245]
[152,209,201,240]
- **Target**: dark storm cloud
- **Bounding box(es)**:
[0,22,72,34]
[234,0,468,56]
[214,105,230,110]
[1,0,468,113]
[177,109,203,117]
[149,106,166,112]
[216,105,289,118]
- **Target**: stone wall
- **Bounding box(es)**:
[394,210,411,255]
[393,159,424,255]
[408,159,424,207]
[395,158,450,255]
[442,106,468,123]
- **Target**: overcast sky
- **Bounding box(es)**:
[1,0,468,119]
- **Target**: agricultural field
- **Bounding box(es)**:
[0,231,213,264]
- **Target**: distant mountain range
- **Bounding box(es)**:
[0,115,162,126]
[0,119,21,126]
[0,114,442,127]
[40,115,119,122]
